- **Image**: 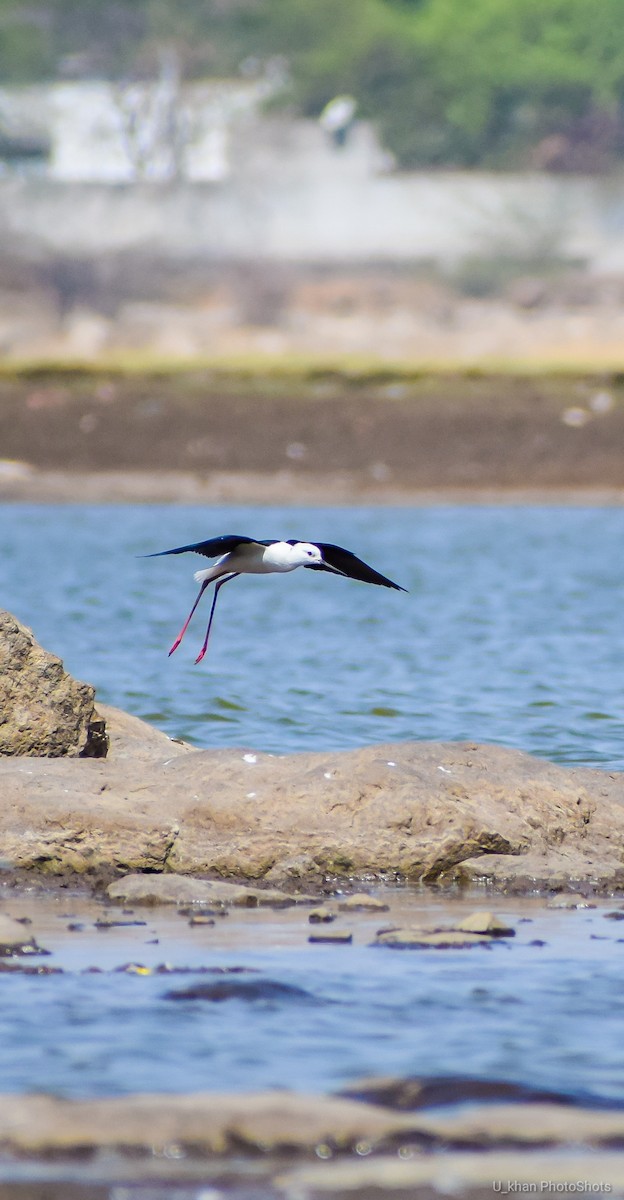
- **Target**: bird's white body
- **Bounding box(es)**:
[146,532,404,664]
[194,541,322,584]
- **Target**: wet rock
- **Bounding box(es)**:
[308,906,336,923]
[94,918,147,929]
[0,1091,418,1158]
[0,1091,621,1161]
[178,905,228,918]
[414,1101,624,1147]
[338,893,390,912]
[0,960,61,975]
[455,911,515,936]
[0,610,107,758]
[164,979,320,1003]
[0,913,46,957]
[340,1075,576,1111]
[547,895,597,909]
[308,930,353,945]
[603,910,624,920]
[154,964,257,976]
[279,1151,624,1197]
[107,873,309,909]
[374,928,491,949]
[188,914,215,926]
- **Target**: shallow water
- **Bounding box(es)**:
[2,503,624,765]
[0,891,623,1106]
[1,503,624,1113]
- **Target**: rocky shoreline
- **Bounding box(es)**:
[4,704,624,894]
[2,609,624,1195]
[0,883,622,1199]
[2,607,624,895]
[0,1085,622,1199]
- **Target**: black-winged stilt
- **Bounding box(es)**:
[145,534,406,664]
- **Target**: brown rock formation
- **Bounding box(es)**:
[0,699,622,890]
[0,610,107,758]
[0,1089,621,1159]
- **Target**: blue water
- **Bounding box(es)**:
[0,899,622,1105]
[1,503,624,1111]
[1,503,623,765]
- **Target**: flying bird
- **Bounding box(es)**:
[144,534,407,663]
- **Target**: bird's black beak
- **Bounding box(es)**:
[322,561,348,578]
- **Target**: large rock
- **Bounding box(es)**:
[0,1091,621,1158]
[0,709,623,889]
[0,1088,621,1194]
[0,610,107,757]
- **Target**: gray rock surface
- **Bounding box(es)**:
[0,610,107,757]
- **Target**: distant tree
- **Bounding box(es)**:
[1,0,624,171]
[0,1,54,81]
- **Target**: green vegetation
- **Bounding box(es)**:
[2,0,624,171]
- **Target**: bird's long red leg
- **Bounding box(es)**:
[168,578,211,657]
[195,573,239,665]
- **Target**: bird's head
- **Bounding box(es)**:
[291,541,324,567]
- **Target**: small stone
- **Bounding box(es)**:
[308,907,336,924]
[338,894,390,913]
[308,930,353,945]
[603,911,624,921]
[455,912,515,937]
[0,914,46,957]
[188,915,215,927]
[177,906,228,918]
[547,896,596,909]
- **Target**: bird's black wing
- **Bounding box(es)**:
[307,543,407,591]
[143,535,267,560]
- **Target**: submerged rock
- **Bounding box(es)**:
[338,893,390,912]
[163,979,320,1003]
[108,873,312,908]
[0,913,47,956]
[0,610,107,758]
[308,930,353,945]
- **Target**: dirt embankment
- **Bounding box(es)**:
[1,368,624,501]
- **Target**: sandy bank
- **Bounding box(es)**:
[1,369,624,501]
[4,466,624,505]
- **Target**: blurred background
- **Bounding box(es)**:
[2,0,624,365]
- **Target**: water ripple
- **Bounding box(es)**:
[2,502,624,766]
